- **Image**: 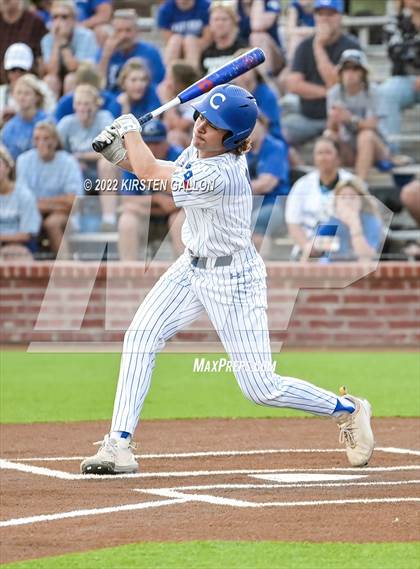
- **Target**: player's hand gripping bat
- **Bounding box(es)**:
[92,47,265,152]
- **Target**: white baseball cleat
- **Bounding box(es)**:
[334,394,375,467]
[80,434,138,475]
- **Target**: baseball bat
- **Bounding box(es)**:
[92,47,265,152]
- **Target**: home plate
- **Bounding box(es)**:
[250,473,368,483]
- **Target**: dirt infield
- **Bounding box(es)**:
[1,418,419,564]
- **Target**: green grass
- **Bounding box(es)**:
[3,541,420,569]
[0,352,419,423]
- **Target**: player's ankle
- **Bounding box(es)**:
[332,397,356,416]
[110,431,131,440]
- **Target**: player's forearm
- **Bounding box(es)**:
[124,131,176,189]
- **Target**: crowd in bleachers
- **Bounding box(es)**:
[0,0,419,262]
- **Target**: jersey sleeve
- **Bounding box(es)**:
[171,161,224,209]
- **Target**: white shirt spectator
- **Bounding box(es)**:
[16,149,83,198]
[0,181,41,235]
[285,169,353,238]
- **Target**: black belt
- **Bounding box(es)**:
[189,251,233,269]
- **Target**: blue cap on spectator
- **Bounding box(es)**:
[142,119,167,143]
[314,0,344,13]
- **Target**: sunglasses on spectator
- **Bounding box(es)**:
[342,63,362,70]
[52,13,72,19]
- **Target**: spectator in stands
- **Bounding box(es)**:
[54,62,117,122]
[401,178,420,226]
[158,60,199,148]
[284,0,360,147]
[41,0,99,97]
[118,119,184,261]
[285,0,315,59]
[16,121,82,255]
[380,0,420,151]
[248,115,290,252]
[323,177,383,261]
[285,136,352,259]
[200,2,247,76]
[325,50,396,181]
[99,9,165,93]
[31,0,52,26]
[0,0,47,84]
[0,144,41,260]
[157,0,212,70]
[110,59,161,118]
[1,43,35,127]
[57,84,118,230]
[1,74,48,160]
[249,0,285,78]
[233,49,283,140]
[75,0,113,29]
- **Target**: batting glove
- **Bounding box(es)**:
[93,125,127,165]
[112,113,141,138]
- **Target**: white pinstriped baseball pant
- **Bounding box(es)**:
[111,247,338,434]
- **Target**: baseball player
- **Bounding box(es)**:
[81,84,374,475]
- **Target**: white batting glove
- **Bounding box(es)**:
[93,125,127,165]
[112,113,141,138]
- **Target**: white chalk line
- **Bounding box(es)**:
[5,446,420,462]
[134,479,420,492]
[1,458,420,481]
[0,459,76,480]
[0,498,188,528]
[138,488,420,508]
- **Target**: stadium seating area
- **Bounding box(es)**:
[0,0,419,263]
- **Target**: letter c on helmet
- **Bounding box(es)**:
[209,93,226,110]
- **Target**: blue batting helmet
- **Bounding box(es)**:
[191,84,258,150]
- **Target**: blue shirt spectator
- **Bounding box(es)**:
[1,109,47,160]
[325,212,382,260]
[41,25,98,65]
[57,109,114,155]
[16,149,83,199]
[254,82,282,140]
[248,119,290,240]
[158,0,210,36]
[0,181,41,236]
[290,0,315,26]
[100,42,165,93]
[76,0,112,21]
[55,89,118,121]
[238,0,282,45]
[109,85,161,119]
[247,134,290,207]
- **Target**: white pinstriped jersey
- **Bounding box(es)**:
[171,145,253,257]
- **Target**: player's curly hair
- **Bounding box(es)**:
[233,137,252,155]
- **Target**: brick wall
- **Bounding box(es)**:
[0,262,418,347]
